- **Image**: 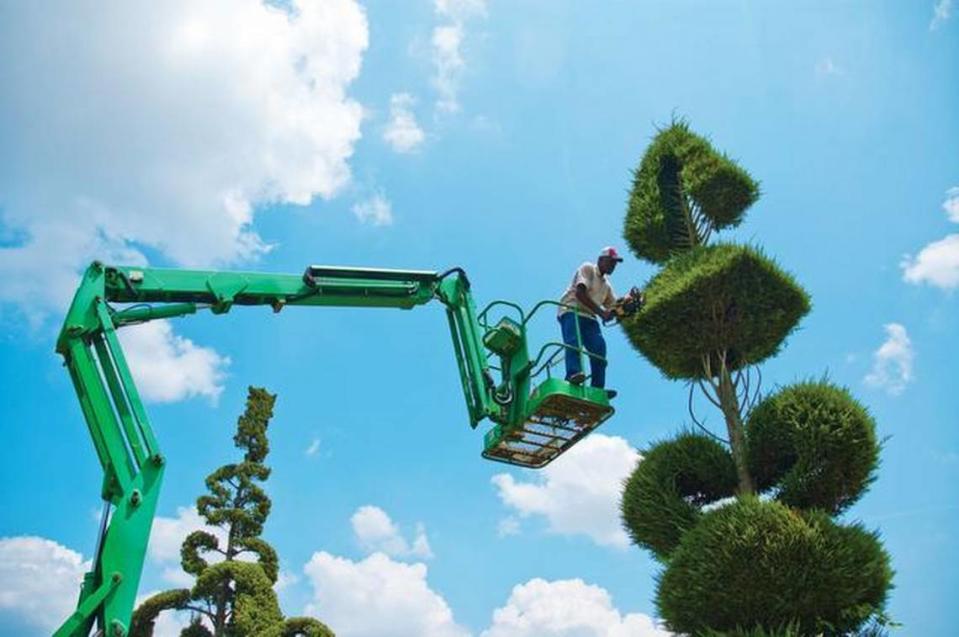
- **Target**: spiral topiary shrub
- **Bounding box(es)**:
[625,121,760,264]
[747,380,880,514]
[622,243,811,380]
[619,120,892,634]
[657,498,892,635]
[131,388,335,637]
[621,432,737,560]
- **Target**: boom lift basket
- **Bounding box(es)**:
[476,301,615,468]
[482,378,613,467]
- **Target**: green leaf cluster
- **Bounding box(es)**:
[622,244,811,379]
[747,381,881,514]
[131,387,334,637]
[625,121,759,264]
[621,432,737,560]
[657,497,892,636]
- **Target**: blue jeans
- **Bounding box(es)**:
[558,313,607,388]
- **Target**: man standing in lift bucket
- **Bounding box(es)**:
[557,246,623,399]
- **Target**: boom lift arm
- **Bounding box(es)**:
[53,261,614,636]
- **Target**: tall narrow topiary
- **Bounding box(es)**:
[130,387,334,637]
[619,121,892,635]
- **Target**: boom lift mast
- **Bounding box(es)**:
[53,261,614,636]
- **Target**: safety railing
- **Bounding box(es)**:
[477,299,526,328]
[477,298,607,389]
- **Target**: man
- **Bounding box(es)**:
[557,247,624,398]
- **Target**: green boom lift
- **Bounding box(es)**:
[53,261,615,636]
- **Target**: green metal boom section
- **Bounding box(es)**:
[54,261,613,636]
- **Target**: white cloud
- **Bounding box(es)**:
[432,25,466,114]
[481,578,672,637]
[436,0,488,21]
[902,234,959,290]
[491,434,639,549]
[0,226,148,326]
[352,194,394,226]
[864,323,915,396]
[0,0,369,401]
[119,320,230,403]
[149,506,215,563]
[497,517,520,538]
[383,93,425,153]
[931,0,953,30]
[431,0,487,113]
[149,506,228,584]
[0,0,367,273]
[942,186,959,223]
[275,569,301,592]
[303,551,468,637]
[306,437,322,456]
[351,505,433,560]
[0,536,90,633]
[901,187,959,290]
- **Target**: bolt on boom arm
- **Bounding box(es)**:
[53,261,497,637]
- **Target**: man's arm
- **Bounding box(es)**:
[603,287,618,311]
[575,284,613,321]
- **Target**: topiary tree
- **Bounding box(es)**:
[130,387,334,637]
[619,121,893,635]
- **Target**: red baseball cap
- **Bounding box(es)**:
[599,246,624,262]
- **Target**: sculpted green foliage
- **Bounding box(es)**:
[619,120,892,634]
[625,121,759,264]
[747,381,880,514]
[622,244,810,379]
[130,387,334,637]
[130,590,191,636]
[657,498,892,635]
[620,432,737,560]
[278,617,336,637]
[192,561,283,634]
[697,616,892,636]
[697,624,806,637]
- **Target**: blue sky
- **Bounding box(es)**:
[1,1,957,635]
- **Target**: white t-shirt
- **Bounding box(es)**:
[558,262,616,318]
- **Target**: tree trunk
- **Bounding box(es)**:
[213,520,237,636]
[717,365,754,495]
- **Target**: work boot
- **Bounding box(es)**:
[605,389,618,399]
[568,372,586,385]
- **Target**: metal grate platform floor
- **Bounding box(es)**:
[482,391,614,468]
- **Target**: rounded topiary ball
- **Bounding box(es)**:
[657,497,892,635]
[746,380,880,514]
[621,432,737,561]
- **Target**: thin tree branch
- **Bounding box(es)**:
[697,378,723,408]
[690,199,714,245]
[182,605,215,620]
[740,366,751,403]
[678,189,702,249]
[745,364,763,414]
[732,367,744,392]
[702,353,722,393]
[688,382,729,445]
